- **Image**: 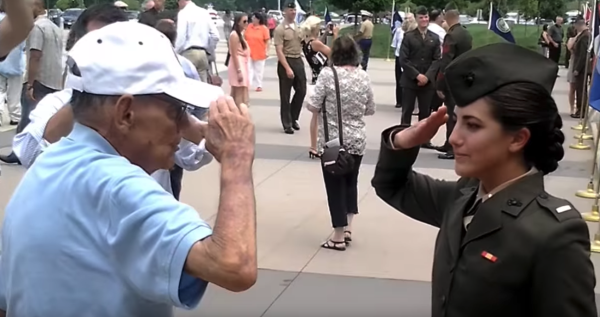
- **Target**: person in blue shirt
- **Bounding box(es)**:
[0,15,24,126]
[0,22,257,317]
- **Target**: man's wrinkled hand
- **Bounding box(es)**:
[205,96,255,163]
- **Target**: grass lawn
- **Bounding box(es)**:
[341,23,564,63]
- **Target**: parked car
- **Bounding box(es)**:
[62,8,84,29]
[267,10,283,22]
[48,9,63,28]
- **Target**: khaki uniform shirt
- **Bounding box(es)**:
[360,20,374,39]
[273,21,302,58]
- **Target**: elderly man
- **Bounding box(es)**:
[174,0,219,82]
[0,22,257,316]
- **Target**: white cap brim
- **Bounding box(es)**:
[164,77,224,109]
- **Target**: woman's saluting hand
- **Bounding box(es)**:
[394,106,448,149]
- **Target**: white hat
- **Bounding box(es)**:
[66,22,222,108]
[114,1,128,8]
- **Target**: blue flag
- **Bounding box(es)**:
[590,57,600,111]
[391,11,402,33]
[488,3,515,43]
[324,6,331,24]
[590,2,600,52]
[295,0,305,24]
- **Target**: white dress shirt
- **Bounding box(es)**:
[391,27,405,57]
[428,23,446,54]
[12,89,213,193]
[13,89,73,167]
[174,2,220,54]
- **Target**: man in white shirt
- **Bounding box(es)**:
[174,0,219,83]
[428,9,446,53]
[427,9,446,113]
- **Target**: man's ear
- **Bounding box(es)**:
[113,95,136,132]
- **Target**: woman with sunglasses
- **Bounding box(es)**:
[227,13,250,106]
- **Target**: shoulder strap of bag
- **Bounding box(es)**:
[321,66,344,144]
[322,83,330,142]
[331,66,344,146]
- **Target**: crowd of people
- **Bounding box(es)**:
[539,15,595,119]
[0,0,598,316]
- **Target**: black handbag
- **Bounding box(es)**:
[320,67,355,175]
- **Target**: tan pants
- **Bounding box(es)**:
[181,48,209,83]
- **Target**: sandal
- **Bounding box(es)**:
[344,231,352,243]
[321,239,346,251]
[309,148,321,159]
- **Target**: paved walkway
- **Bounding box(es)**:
[2,45,600,314]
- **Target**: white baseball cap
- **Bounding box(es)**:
[66,21,222,109]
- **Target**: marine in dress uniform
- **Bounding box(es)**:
[399,7,440,136]
[433,9,472,160]
[273,1,306,134]
[371,43,597,317]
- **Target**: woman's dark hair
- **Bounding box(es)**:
[477,82,565,175]
[233,13,248,50]
[66,4,129,51]
[330,35,361,67]
[542,24,549,31]
[252,11,266,25]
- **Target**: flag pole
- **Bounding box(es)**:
[386,0,395,62]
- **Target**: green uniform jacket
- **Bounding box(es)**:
[371,125,597,317]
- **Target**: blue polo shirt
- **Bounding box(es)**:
[0,123,213,316]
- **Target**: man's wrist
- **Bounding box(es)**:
[221,149,254,164]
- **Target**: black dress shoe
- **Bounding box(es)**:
[292,121,300,131]
[284,128,294,134]
[395,104,402,108]
[432,145,448,153]
[421,142,435,150]
[0,152,21,165]
[9,120,18,126]
[438,153,455,160]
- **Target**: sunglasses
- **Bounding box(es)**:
[146,94,192,123]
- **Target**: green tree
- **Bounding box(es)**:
[539,0,564,19]
[327,0,389,13]
[121,0,140,10]
[398,0,417,12]
[55,0,82,10]
[517,0,537,20]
